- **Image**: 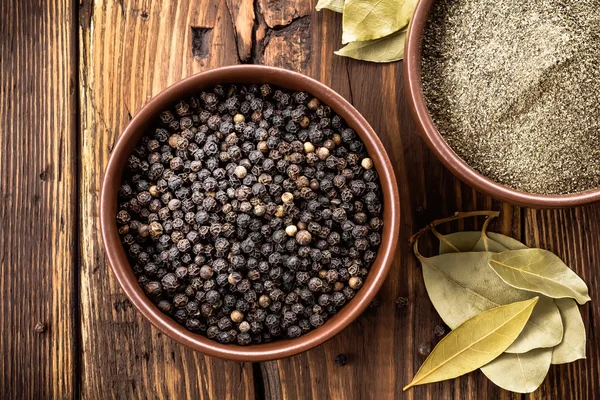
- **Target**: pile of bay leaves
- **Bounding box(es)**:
[315,0,418,62]
[404,212,590,393]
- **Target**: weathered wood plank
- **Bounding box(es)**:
[225,0,255,62]
[258,0,311,28]
[0,0,77,398]
[78,0,254,398]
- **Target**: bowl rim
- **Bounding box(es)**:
[100,65,400,361]
[404,0,600,208]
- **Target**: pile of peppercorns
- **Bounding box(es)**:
[116,84,383,345]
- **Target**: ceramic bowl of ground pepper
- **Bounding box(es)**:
[405,0,600,207]
[100,65,400,361]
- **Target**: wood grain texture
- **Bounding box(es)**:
[258,0,311,28]
[0,0,77,398]
[2,0,599,398]
[78,0,253,398]
[225,0,255,62]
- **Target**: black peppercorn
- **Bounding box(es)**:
[295,230,312,246]
[396,297,409,308]
[286,325,301,338]
[418,343,432,356]
[173,309,187,323]
[173,293,189,308]
[309,313,324,327]
[161,273,179,292]
[434,325,446,337]
[205,290,220,305]
[331,292,346,307]
[157,299,172,313]
[145,281,162,296]
[334,354,347,367]
[216,331,233,344]
[308,277,323,292]
[201,303,214,318]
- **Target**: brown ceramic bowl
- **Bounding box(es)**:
[404,0,600,208]
[100,65,400,361]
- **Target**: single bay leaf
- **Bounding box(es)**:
[480,347,552,393]
[342,0,417,44]
[473,232,527,252]
[487,232,529,250]
[551,298,586,364]
[316,0,344,13]
[335,29,407,62]
[421,252,563,353]
[438,231,482,254]
[472,236,509,252]
[404,298,538,390]
[489,249,591,305]
[505,296,562,354]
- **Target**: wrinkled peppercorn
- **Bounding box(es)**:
[396,296,409,308]
[295,230,312,246]
[118,84,383,345]
[434,325,446,337]
[34,322,46,334]
[334,354,347,366]
[418,343,432,356]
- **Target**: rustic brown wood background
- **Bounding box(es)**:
[1,0,598,399]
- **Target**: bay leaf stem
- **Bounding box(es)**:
[410,211,500,245]
[431,227,461,253]
[480,215,496,251]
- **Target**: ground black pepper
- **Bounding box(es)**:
[422,0,600,194]
[117,84,383,345]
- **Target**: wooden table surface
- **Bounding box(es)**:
[1,0,599,399]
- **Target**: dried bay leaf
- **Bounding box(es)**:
[472,237,509,253]
[404,298,538,390]
[438,231,482,254]
[487,232,529,251]
[551,298,586,364]
[448,229,586,364]
[421,252,563,353]
[472,230,527,252]
[342,0,418,44]
[316,0,345,13]
[489,249,591,305]
[480,348,552,393]
[335,29,407,63]
[412,212,590,393]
